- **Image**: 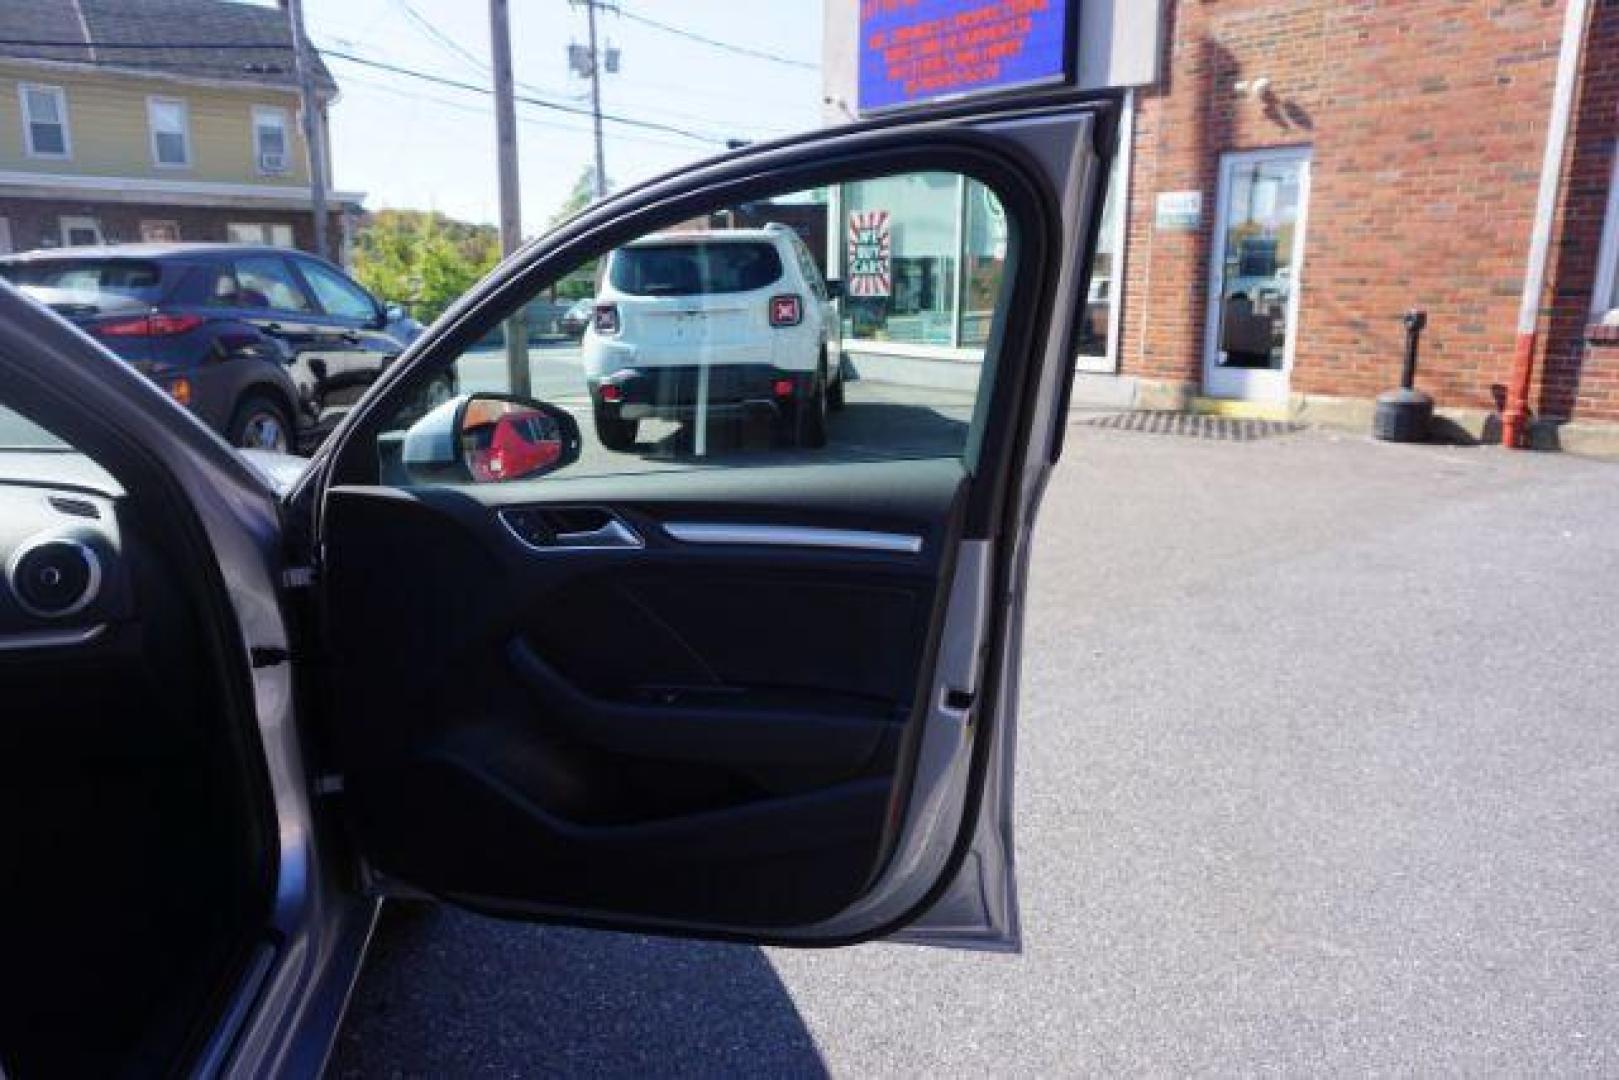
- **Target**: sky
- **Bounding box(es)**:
[300,0,826,231]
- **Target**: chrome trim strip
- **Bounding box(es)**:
[0,622,106,651]
[663,523,924,554]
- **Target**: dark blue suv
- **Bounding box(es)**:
[0,244,428,452]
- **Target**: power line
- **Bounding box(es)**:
[319,47,729,145]
[614,8,817,71]
[338,70,704,153]
[392,0,488,74]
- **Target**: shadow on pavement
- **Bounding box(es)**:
[330,904,827,1077]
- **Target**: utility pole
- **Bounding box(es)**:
[489,0,531,396]
[285,0,329,260]
[585,0,607,198]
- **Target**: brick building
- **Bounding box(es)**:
[824,0,1619,450]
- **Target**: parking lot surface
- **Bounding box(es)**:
[333,422,1619,1076]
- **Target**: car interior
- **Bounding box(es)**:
[0,436,272,1075]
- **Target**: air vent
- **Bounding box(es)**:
[8,538,100,618]
[48,496,100,520]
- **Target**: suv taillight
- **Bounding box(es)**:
[593,303,620,335]
[769,294,802,327]
[97,313,204,337]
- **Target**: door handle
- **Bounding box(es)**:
[552,519,642,548]
[340,331,361,344]
[263,322,284,335]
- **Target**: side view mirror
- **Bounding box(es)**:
[400,392,582,484]
[824,279,845,301]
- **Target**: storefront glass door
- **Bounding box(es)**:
[1203,148,1311,403]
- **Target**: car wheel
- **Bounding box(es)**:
[826,352,846,412]
[227,396,294,453]
[786,364,829,449]
[594,407,639,452]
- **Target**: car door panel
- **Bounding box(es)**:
[322,456,967,929]
[306,100,1114,947]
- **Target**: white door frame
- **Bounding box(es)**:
[1202,146,1312,403]
[59,214,103,247]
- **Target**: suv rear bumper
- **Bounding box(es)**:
[590,364,810,421]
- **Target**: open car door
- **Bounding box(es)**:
[294,99,1118,949]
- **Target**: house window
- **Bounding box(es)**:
[147,97,191,167]
[228,222,295,248]
[140,220,181,243]
[253,106,291,175]
[19,84,70,159]
[59,216,103,247]
[1594,150,1619,321]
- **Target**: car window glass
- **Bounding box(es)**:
[791,235,827,300]
[608,241,784,296]
[230,256,310,313]
[299,259,378,321]
[370,171,1013,486]
[0,260,164,304]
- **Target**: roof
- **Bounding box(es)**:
[630,226,793,246]
[0,0,336,93]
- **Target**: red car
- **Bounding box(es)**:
[464,404,565,482]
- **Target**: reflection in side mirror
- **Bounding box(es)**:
[400,392,581,484]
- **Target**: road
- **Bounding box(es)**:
[331,422,1619,1076]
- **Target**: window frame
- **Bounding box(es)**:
[58,215,103,247]
[19,83,71,160]
[252,105,291,175]
[227,222,295,248]
[1592,147,1619,321]
[146,95,191,169]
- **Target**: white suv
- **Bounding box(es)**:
[582,223,843,450]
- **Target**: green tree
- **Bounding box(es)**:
[545,167,609,300]
[351,209,501,323]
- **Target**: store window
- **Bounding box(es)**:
[1078,150,1125,360]
[959,180,1009,349]
[140,220,181,243]
[841,172,960,347]
[228,222,295,248]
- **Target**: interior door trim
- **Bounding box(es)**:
[662,522,924,555]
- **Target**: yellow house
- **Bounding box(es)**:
[0,0,361,256]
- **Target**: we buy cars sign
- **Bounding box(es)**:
[858,0,1075,113]
[847,210,892,298]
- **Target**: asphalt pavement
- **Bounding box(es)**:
[331,421,1619,1076]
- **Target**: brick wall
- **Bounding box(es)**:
[1119,0,1618,424]
[1540,0,1619,424]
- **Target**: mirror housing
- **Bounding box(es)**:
[400,392,581,484]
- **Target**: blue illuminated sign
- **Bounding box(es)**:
[858,0,1075,113]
